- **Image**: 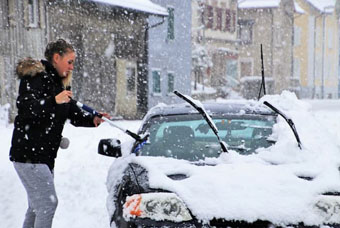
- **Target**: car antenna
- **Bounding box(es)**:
[258,44,266,100]
[174,90,228,153]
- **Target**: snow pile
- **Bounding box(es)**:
[91,0,168,16]
[259,91,340,167]
[2,91,340,227]
[0,120,140,228]
[107,91,340,226]
[238,0,281,9]
[191,81,217,95]
[306,0,336,13]
[294,1,305,14]
[0,103,10,127]
[307,99,340,155]
[192,44,213,70]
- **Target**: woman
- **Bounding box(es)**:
[9,39,108,228]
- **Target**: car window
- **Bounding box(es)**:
[137,114,276,161]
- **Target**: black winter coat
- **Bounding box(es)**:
[10,59,95,170]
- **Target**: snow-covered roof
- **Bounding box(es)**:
[306,0,336,13]
[238,0,281,9]
[294,1,305,14]
[91,0,168,16]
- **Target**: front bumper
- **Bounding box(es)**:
[115,217,340,228]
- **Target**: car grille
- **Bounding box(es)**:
[208,219,339,228]
[209,219,272,228]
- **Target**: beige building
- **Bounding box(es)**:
[192,0,239,98]
[294,0,338,99]
[237,0,296,99]
[0,0,167,120]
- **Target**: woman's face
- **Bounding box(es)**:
[52,50,76,77]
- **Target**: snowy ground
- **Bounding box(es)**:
[0,119,141,228]
[1,98,340,227]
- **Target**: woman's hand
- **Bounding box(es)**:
[93,113,111,127]
[55,90,73,104]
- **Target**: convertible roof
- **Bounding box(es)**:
[145,101,276,120]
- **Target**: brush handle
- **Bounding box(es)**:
[74,100,103,118]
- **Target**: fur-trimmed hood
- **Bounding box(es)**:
[16,57,45,79]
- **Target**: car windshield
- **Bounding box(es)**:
[137,113,276,161]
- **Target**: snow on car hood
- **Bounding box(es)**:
[130,153,340,225]
[107,91,340,226]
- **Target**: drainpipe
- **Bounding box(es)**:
[270,8,274,91]
[312,13,322,98]
[321,6,334,99]
[321,12,325,99]
[138,16,165,117]
[292,11,303,97]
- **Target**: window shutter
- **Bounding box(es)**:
[225,9,231,32]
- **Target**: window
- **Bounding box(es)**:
[204,5,214,29]
[225,9,236,32]
[230,11,236,33]
[167,72,174,94]
[167,7,175,40]
[28,0,39,27]
[215,7,222,30]
[126,66,136,96]
[225,9,231,32]
[240,60,253,77]
[152,70,161,94]
[226,60,238,87]
[138,114,275,159]
[238,20,253,44]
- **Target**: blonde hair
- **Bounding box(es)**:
[62,71,72,88]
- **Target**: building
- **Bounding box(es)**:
[237,0,296,99]
[147,0,192,109]
[192,0,239,99]
[295,0,338,99]
[0,0,167,120]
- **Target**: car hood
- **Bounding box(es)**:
[129,154,340,226]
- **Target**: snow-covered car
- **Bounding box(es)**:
[99,92,340,228]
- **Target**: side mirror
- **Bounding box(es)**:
[98,138,122,157]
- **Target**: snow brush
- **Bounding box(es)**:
[70,99,147,142]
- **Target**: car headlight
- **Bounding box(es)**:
[123,192,192,222]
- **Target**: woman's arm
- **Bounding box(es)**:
[67,102,96,127]
[16,75,57,119]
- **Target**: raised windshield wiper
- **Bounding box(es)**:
[174,91,228,153]
[263,101,302,149]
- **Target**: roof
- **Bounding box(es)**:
[145,101,276,120]
[305,0,336,13]
[294,1,305,14]
[238,0,281,9]
[90,0,168,16]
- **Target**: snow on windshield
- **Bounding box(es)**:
[107,91,340,225]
